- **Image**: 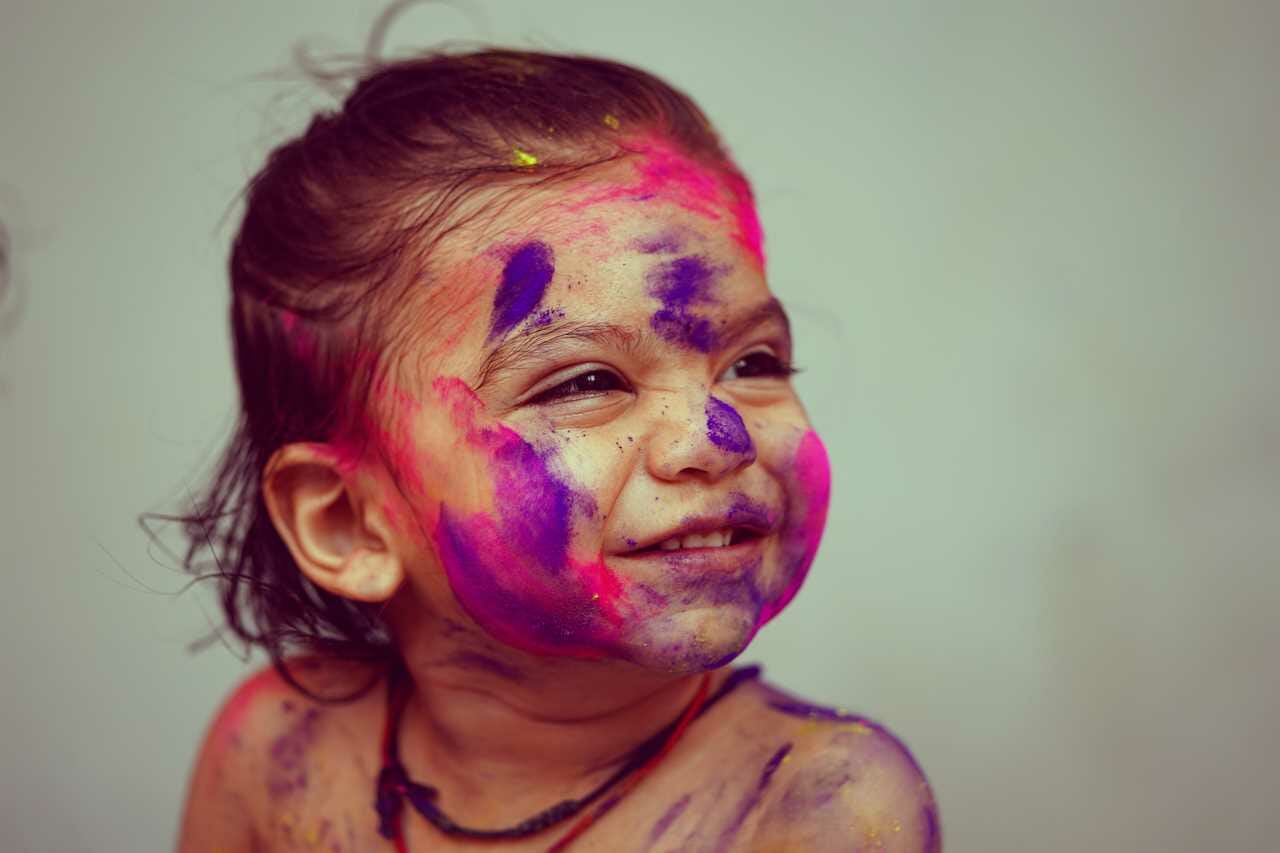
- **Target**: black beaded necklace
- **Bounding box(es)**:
[373,662,761,849]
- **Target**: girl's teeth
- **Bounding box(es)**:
[656,529,733,551]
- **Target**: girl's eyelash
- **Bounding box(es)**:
[722,351,801,380]
[526,352,798,406]
[527,369,630,405]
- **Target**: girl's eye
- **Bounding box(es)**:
[723,351,797,380]
[528,369,628,404]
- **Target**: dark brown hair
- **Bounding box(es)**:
[152,28,755,700]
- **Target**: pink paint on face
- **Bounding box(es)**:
[427,377,632,658]
[756,429,832,629]
[563,135,766,268]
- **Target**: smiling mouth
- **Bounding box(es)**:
[630,527,764,553]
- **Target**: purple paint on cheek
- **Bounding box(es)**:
[646,254,723,352]
[647,793,692,845]
[428,379,628,658]
[727,491,773,527]
[489,241,555,341]
[705,396,752,454]
[490,433,574,572]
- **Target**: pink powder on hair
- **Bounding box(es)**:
[563,134,766,268]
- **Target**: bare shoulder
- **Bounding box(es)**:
[176,655,388,853]
[728,676,942,853]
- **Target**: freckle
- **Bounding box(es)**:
[282,701,294,713]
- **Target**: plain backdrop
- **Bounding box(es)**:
[2,1,1278,850]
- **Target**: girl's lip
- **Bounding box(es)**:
[608,535,766,572]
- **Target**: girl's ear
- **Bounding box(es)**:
[261,443,404,603]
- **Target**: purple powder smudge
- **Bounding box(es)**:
[267,707,321,798]
[527,307,565,328]
[633,228,686,255]
[713,743,793,851]
[647,793,692,845]
[767,700,868,724]
[489,241,555,341]
[646,254,723,352]
[705,396,753,454]
[443,651,525,682]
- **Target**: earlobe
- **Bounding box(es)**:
[261,443,405,603]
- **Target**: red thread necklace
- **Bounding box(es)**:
[374,662,758,852]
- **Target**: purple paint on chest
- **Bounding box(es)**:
[646,254,723,352]
[647,793,692,845]
[713,743,794,851]
[489,241,555,341]
[705,396,752,454]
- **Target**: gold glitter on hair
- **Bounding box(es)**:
[602,113,621,129]
[511,147,539,167]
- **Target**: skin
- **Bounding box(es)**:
[177,142,937,852]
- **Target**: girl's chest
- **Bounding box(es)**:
[251,720,792,853]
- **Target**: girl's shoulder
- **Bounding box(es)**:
[683,670,942,853]
[178,655,390,852]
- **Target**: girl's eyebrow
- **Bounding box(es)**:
[472,298,792,390]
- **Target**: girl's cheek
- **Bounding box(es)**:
[759,428,832,626]
[423,376,630,657]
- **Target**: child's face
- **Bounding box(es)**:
[371,151,830,673]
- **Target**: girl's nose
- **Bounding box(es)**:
[645,392,757,482]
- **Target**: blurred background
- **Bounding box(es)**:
[2,1,1277,850]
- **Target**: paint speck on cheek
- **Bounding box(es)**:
[489,241,555,341]
[705,396,753,454]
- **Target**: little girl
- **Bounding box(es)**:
[174,40,940,853]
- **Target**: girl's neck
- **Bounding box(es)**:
[387,612,726,823]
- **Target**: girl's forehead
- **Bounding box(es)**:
[420,194,770,375]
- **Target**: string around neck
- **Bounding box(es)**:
[373,659,762,851]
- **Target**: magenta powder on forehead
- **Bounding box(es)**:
[705,396,753,455]
[488,241,555,341]
[646,254,723,352]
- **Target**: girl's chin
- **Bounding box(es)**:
[616,606,761,674]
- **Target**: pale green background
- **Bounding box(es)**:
[2,1,1277,850]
